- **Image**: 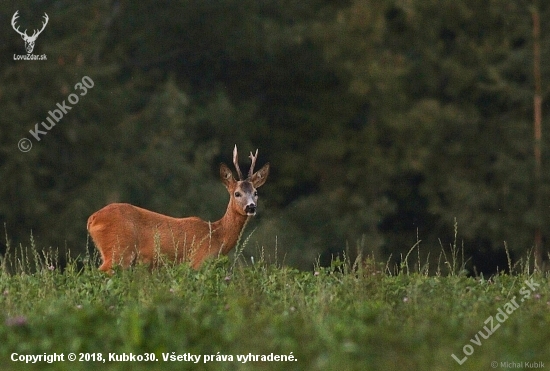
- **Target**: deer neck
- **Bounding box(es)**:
[213,203,250,254]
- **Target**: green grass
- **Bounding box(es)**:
[0,242,549,371]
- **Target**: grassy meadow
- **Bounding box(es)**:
[0,238,549,371]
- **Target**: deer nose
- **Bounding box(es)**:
[244,204,257,215]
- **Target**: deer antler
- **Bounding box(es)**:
[248,149,258,179]
[11,11,27,38]
[233,145,244,180]
[11,11,48,40]
[31,13,49,39]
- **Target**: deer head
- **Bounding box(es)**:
[88,145,271,272]
[220,145,270,216]
[12,11,49,54]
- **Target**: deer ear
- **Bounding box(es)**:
[220,163,235,189]
[251,163,269,188]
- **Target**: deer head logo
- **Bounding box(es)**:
[11,11,49,54]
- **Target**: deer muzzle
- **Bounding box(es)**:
[244,203,257,215]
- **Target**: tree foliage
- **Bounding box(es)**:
[1,0,549,272]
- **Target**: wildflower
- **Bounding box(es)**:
[314,271,320,276]
[403,297,409,303]
[224,276,231,282]
[6,315,27,327]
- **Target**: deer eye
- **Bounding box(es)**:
[234,191,242,197]
[254,191,258,197]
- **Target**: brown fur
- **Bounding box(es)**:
[87,153,269,273]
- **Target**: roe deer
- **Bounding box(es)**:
[87,145,269,273]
